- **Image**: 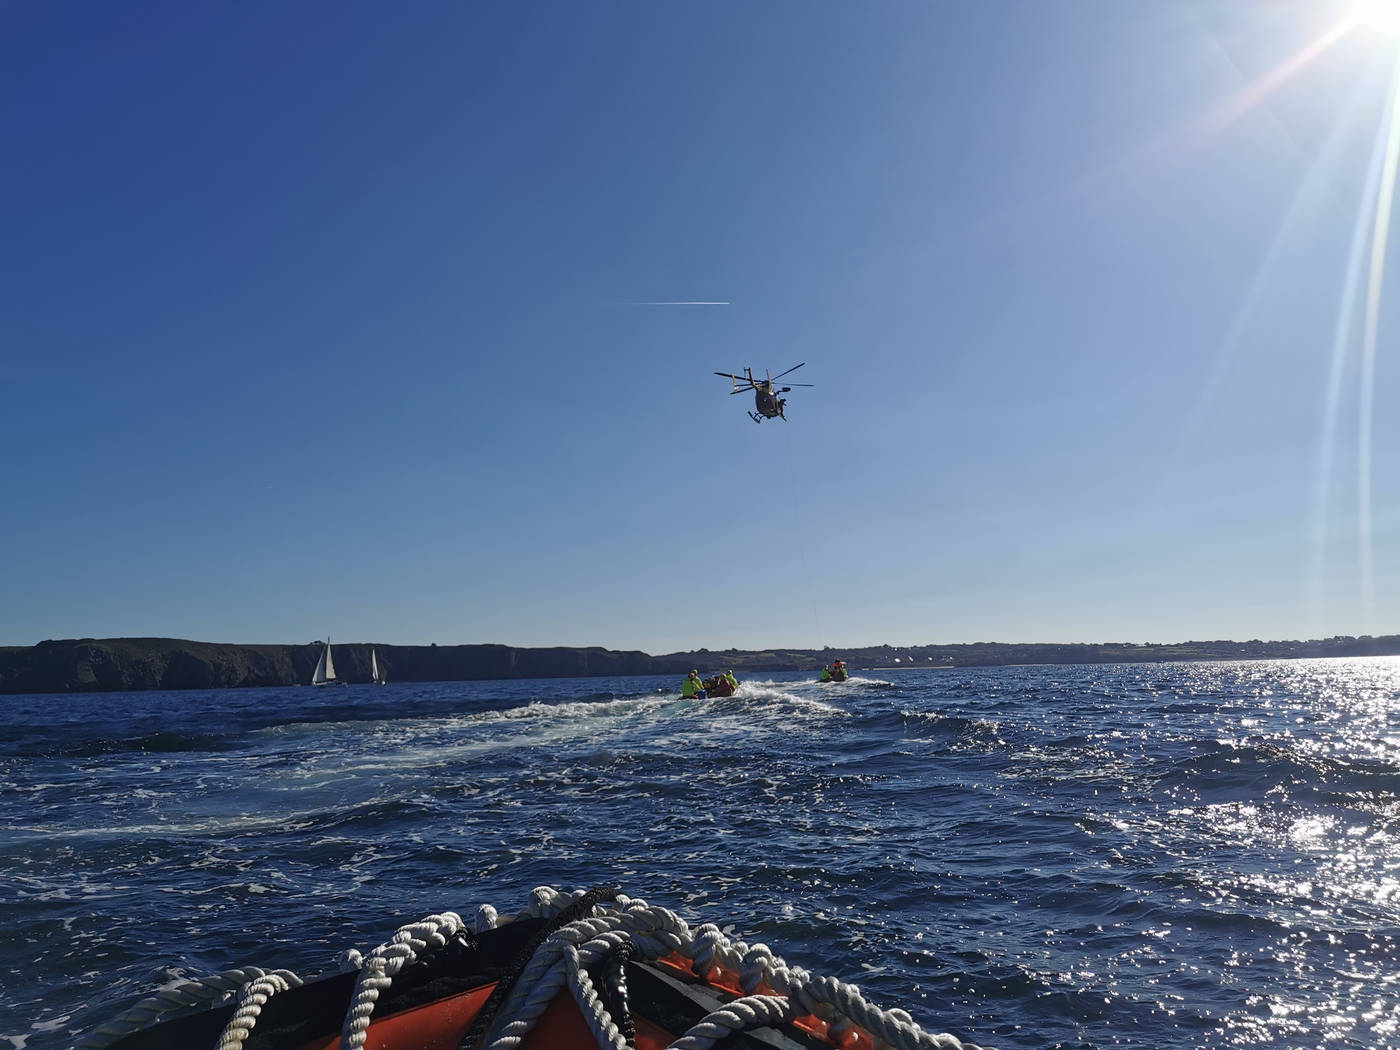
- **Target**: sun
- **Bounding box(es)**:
[1349,0,1400,35]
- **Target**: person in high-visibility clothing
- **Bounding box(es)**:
[725,670,738,691]
[682,670,707,699]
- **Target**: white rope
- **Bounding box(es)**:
[85,886,994,1050]
[562,940,632,1050]
[480,925,632,1050]
[479,892,994,1050]
[667,994,798,1050]
[214,968,303,1050]
[474,903,500,932]
[794,973,983,1050]
[338,911,465,1050]
[75,967,288,1050]
[615,896,690,959]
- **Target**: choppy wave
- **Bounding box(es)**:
[2,660,1400,1049]
[49,729,246,758]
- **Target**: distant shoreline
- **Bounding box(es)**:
[2,634,1397,695]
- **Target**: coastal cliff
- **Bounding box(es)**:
[0,639,676,694]
[1,634,1397,695]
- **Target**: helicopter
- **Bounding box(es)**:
[713,363,814,423]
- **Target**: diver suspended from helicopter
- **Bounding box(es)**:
[713,363,814,423]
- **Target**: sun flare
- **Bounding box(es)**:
[1350,0,1400,35]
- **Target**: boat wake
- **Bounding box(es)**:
[841,674,894,687]
[710,679,847,716]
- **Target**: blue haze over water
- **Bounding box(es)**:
[2,660,1399,1049]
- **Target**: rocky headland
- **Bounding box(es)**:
[1,634,1398,694]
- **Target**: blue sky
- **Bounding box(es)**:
[4,1,1400,651]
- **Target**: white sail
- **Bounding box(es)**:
[371,649,383,685]
[312,639,335,686]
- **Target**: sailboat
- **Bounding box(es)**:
[310,638,340,686]
[370,648,386,686]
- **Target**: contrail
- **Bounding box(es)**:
[624,300,730,305]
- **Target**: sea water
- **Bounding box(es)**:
[2,659,1398,1049]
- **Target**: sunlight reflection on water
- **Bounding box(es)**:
[3,659,1400,1048]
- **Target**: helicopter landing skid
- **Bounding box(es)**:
[747,411,764,424]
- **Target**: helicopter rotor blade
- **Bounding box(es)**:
[771,362,806,381]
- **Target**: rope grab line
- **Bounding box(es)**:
[80,885,993,1050]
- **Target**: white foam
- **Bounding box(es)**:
[693,681,847,717]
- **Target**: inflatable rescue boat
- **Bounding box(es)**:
[701,674,736,698]
[82,886,989,1050]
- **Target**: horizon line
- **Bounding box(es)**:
[8,633,1398,651]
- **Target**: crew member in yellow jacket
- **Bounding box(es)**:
[682,670,707,699]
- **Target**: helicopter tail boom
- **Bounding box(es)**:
[714,369,759,395]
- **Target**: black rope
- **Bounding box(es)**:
[595,938,641,1050]
[400,927,479,984]
[456,886,622,1050]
